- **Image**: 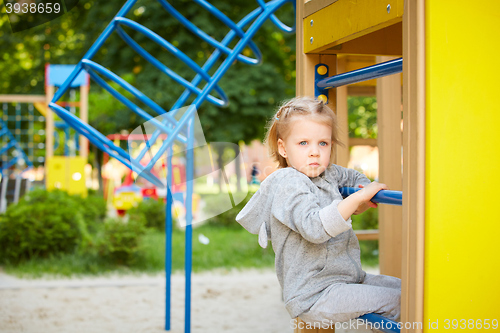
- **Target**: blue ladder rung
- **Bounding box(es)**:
[358,313,400,333]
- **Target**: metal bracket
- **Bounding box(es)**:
[314,63,329,104]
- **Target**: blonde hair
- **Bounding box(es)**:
[263,96,342,168]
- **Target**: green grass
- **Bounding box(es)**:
[1,224,378,278]
[1,224,276,278]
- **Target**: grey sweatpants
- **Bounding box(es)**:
[299,273,401,325]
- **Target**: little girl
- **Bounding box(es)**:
[236,96,401,326]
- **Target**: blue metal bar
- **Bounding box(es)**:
[81,59,183,129]
[82,64,186,143]
[358,313,400,333]
[3,155,19,169]
[135,3,267,163]
[15,103,21,144]
[114,17,227,107]
[145,0,294,171]
[256,0,295,33]
[158,0,262,66]
[317,58,402,89]
[48,103,163,187]
[0,141,16,155]
[51,0,139,102]
[169,4,263,116]
[339,187,402,206]
[28,104,34,162]
[115,26,227,108]
[165,146,173,331]
[184,118,194,333]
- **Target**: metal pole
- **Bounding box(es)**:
[184,117,194,333]
[1,171,9,213]
[317,58,402,89]
[165,145,173,331]
[14,172,21,203]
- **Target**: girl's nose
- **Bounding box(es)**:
[309,146,320,156]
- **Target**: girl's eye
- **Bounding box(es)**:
[299,141,307,145]
[320,142,328,146]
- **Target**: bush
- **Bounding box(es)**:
[72,193,107,233]
[128,198,168,231]
[95,218,146,265]
[203,191,254,229]
[0,189,88,263]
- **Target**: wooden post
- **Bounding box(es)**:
[336,56,349,167]
[401,0,426,330]
[376,55,402,279]
[296,1,337,165]
[79,84,89,159]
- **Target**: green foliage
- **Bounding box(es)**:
[71,192,107,233]
[351,208,379,267]
[1,0,296,145]
[128,198,168,231]
[203,191,253,229]
[348,96,378,139]
[0,189,88,262]
[95,218,146,266]
[351,208,378,230]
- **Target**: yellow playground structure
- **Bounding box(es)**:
[295,0,500,332]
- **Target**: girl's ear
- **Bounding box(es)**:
[277,138,287,158]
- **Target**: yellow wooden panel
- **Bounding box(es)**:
[425,0,500,324]
[46,156,67,191]
[304,0,403,53]
[68,156,87,197]
[46,156,87,197]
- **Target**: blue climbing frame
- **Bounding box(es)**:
[0,118,33,175]
[47,1,295,333]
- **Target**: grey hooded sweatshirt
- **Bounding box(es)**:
[235,164,372,319]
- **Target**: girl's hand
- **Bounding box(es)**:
[337,182,388,221]
[353,183,388,214]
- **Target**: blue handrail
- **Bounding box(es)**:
[317,58,402,89]
[339,187,402,206]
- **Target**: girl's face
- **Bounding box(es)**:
[277,116,332,178]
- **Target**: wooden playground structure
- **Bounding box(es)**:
[0,65,89,198]
[295,0,500,332]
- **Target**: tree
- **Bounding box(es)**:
[1,0,296,145]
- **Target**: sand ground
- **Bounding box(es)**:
[0,268,378,333]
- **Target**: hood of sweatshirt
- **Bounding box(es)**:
[236,166,333,248]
